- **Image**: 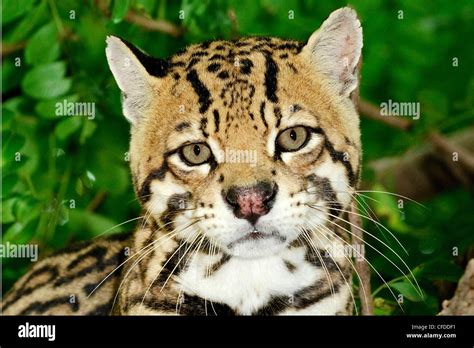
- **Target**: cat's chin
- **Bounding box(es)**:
[225,231,288,259]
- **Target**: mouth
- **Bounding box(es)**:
[227,229,286,249]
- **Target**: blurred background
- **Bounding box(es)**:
[2,0,473,315]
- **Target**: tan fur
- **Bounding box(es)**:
[3,7,362,315]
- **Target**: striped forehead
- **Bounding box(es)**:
[152,38,305,139]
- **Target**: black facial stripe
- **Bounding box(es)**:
[263,52,279,103]
[306,174,343,219]
[175,122,191,132]
[167,192,191,211]
[287,62,298,73]
[213,109,220,132]
[274,106,282,128]
[139,161,169,203]
[158,193,192,230]
[259,101,268,128]
[120,38,170,78]
[200,117,209,137]
[186,69,212,114]
[323,137,356,187]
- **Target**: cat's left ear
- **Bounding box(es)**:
[303,7,362,98]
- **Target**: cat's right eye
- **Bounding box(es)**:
[179,143,212,165]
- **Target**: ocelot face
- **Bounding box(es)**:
[106,9,362,258]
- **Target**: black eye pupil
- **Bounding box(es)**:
[193,145,201,156]
[290,130,297,141]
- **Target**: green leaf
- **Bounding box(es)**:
[14,197,40,224]
[69,209,126,238]
[1,0,35,25]
[389,281,425,302]
[3,222,24,242]
[2,131,26,162]
[9,2,48,42]
[22,62,72,100]
[3,220,37,245]
[55,117,82,141]
[82,170,96,188]
[373,297,395,316]
[2,58,24,94]
[111,0,130,23]
[25,22,61,65]
[58,201,70,226]
[413,260,464,283]
[1,173,19,197]
[75,178,84,196]
[79,121,98,144]
[2,108,15,131]
[1,197,18,223]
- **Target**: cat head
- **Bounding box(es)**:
[106,7,362,258]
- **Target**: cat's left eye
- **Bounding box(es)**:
[180,143,212,165]
[276,126,310,152]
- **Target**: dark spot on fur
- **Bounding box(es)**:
[217,71,230,79]
[176,122,191,132]
[284,260,296,272]
[207,63,221,72]
[239,58,254,74]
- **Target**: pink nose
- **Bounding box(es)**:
[236,190,268,217]
[224,182,277,224]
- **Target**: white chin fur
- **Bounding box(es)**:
[225,236,287,259]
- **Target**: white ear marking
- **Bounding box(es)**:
[303,7,363,97]
[105,36,153,124]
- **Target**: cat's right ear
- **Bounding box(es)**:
[105,36,154,125]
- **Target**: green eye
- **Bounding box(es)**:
[180,143,212,165]
[276,126,309,152]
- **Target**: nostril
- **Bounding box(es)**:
[262,183,278,205]
[225,188,239,208]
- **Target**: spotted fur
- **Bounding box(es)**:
[3,8,362,315]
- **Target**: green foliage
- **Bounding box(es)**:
[1,0,473,315]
